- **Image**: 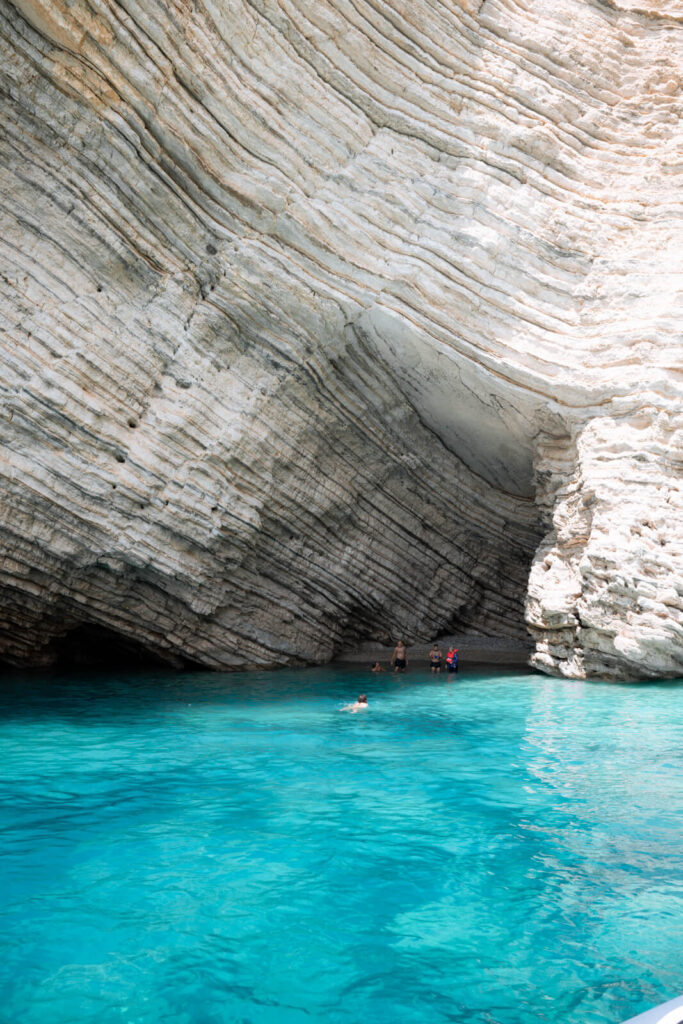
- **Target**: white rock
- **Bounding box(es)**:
[0,0,680,679]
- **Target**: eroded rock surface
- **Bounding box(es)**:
[0,0,680,677]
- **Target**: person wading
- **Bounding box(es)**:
[391,639,408,673]
[445,648,459,676]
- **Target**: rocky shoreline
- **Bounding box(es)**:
[336,636,533,669]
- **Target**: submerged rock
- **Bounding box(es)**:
[0,0,680,678]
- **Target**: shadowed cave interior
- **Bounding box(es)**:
[43,624,201,672]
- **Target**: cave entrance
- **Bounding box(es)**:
[51,624,191,671]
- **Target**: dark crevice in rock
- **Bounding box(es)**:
[48,624,197,671]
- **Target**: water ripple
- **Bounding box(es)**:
[0,666,681,1023]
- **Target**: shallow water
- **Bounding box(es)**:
[0,665,681,1024]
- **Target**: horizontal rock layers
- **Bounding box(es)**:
[0,0,681,677]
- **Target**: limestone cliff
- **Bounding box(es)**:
[0,0,680,678]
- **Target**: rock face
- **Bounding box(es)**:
[0,0,680,678]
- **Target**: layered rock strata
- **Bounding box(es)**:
[0,0,681,677]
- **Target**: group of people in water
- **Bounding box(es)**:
[342,640,459,711]
[373,640,458,675]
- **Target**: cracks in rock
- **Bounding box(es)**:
[592,0,683,23]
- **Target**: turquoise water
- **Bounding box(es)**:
[0,666,681,1024]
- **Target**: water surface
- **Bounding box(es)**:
[0,666,681,1024]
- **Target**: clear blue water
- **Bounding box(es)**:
[0,666,681,1024]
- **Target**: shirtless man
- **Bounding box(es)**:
[391,639,408,673]
[341,694,368,712]
[429,643,442,673]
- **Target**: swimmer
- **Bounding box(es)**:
[341,694,368,712]
[370,661,385,672]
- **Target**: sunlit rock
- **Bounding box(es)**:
[0,0,680,678]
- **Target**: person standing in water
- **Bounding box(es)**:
[446,648,459,676]
[429,643,442,673]
[391,639,408,673]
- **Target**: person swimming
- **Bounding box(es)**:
[370,661,385,672]
[341,694,368,712]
